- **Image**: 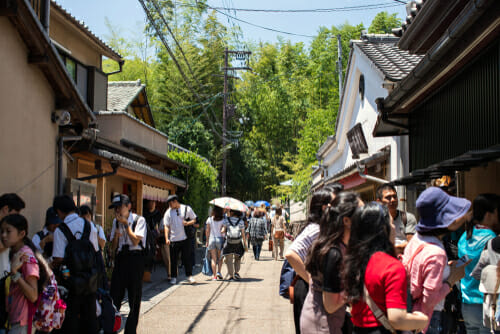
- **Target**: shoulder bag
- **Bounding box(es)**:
[363,285,396,334]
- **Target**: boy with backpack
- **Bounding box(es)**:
[51,195,99,333]
[109,194,147,334]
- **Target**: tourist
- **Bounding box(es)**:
[271,207,286,260]
[344,202,429,334]
[206,206,225,280]
[222,209,247,281]
[32,207,61,258]
[247,208,268,260]
[1,214,46,334]
[301,191,361,334]
[458,194,500,334]
[285,184,343,334]
[402,187,471,333]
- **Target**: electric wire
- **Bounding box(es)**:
[139,0,227,141]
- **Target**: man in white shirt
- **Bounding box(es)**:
[52,195,99,334]
[162,194,197,285]
[109,194,146,334]
[32,206,61,257]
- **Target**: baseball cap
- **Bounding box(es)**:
[45,207,62,225]
[108,194,131,209]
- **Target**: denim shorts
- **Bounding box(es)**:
[208,237,224,250]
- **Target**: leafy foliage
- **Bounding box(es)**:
[368,12,402,34]
[167,150,218,225]
[103,9,400,204]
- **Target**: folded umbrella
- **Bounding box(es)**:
[209,197,248,212]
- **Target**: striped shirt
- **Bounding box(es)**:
[288,223,320,261]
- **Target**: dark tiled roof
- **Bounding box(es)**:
[51,1,122,61]
[107,80,144,111]
[353,34,424,81]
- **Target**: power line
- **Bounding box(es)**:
[212,8,315,38]
[207,2,404,13]
[139,0,227,141]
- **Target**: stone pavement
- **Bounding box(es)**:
[124,244,294,333]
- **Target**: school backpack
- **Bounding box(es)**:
[226,218,242,244]
[96,288,121,334]
[32,272,66,332]
[58,220,99,296]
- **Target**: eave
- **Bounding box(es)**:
[1,0,95,127]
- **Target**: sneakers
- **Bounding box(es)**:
[212,276,218,281]
[227,277,234,281]
[234,273,241,280]
[216,272,223,280]
[187,276,196,284]
[169,277,177,285]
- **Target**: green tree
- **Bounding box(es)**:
[167,150,218,225]
[368,12,402,34]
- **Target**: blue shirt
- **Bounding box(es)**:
[458,227,496,304]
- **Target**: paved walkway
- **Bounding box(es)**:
[126,244,294,333]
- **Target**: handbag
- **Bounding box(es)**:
[183,205,196,239]
[202,249,212,276]
[363,285,396,334]
[274,230,285,239]
[269,239,273,252]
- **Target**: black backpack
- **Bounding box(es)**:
[36,230,54,257]
[58,220,99,296]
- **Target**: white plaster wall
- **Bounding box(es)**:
[322,45,409,186]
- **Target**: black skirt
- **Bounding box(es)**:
[222,241,245,257]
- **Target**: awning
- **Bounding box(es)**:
[92,149,187,188]
[311,149,390,192]
[143,184,171,202]
[393,145,500,185]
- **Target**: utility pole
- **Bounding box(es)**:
[221,48,251,196]
[336,34,343,95]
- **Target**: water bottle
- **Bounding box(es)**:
[61,265,70,279]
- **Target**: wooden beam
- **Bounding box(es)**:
[0,0,17,16]
[28,53,49,64]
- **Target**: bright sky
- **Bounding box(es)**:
[55,0,407,48]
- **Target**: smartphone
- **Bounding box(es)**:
[456,254,470,267]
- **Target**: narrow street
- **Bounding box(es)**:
[132,245,294,333]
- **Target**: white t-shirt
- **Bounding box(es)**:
[96,224,106,241]
[52,213,99,258]
[110,213,146,252]
[0,249,9,277]
[162,204,196,242]
[207,217,225,239]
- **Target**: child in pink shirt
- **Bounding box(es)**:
[1,214,46,334]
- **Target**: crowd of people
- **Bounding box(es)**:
[285,183,500,334]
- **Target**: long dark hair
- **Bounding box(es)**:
[212,206,224,221]
[343,202,395,302]
[298,189,332,235]
[465,194,500,239]
[305,191,360,277]
[1,214,50,292]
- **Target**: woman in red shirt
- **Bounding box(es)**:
[343,202,428,334]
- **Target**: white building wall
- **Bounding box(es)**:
[319,44,410,206]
